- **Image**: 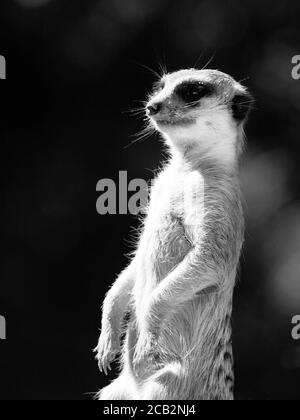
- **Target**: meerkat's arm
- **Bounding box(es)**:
[101,262,136,339]
[132,236,224,367]
[141,236,226,336]
[96,261,136,373]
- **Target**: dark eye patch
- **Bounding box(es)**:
[174,80,211,105]
[231,92,254,121]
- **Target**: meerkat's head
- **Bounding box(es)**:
[146,69,253,166]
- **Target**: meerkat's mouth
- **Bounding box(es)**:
[155,117,195,127]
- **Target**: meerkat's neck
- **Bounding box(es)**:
[167,144,240,186]
[162,114,244,170]
[164,128,243,178]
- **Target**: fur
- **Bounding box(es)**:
[95,69,251,400]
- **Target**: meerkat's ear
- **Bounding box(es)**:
[231,91,254,122]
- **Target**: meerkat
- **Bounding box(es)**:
[95,69,252,400]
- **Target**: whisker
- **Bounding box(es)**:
[132,99,148,105]
[131,60,161,80]
[122,108,146,116]
[237,100,256,105]
[157,58,168,77]
[238,76,250,84]
[193,51,205,69]
[201,53,216,70]
[124,120,155,150]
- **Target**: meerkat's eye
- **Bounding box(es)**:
[152,80,165,94]
[175,81,210,105]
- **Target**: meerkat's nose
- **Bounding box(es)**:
[147,102,162,116]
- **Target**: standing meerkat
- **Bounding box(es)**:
[95,69,252,400]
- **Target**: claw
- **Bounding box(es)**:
[96,335,120,375]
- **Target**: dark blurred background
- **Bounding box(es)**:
[0,0,300,400]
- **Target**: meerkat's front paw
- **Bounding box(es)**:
[95,333,120,375]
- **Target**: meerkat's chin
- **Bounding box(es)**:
[154,117,196,130]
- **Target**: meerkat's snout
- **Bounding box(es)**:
[146,79,210,127]
[147,80,210,116]
[147,102,162,116]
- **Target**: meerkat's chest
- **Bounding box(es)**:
[138,169,204,280]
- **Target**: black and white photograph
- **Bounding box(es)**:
[1,0,300,404]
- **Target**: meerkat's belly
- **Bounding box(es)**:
[151,213,192,278]
[133,211,192,319]
[133,168,204,323]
